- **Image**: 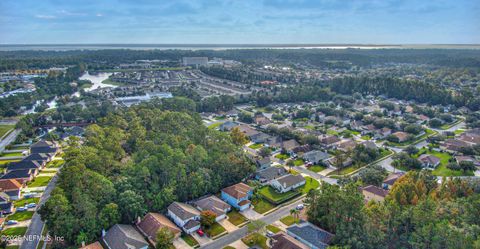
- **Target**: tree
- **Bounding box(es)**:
[200,210,217,228]
[405,145,419,155]
[98,203,120,229]
[459,161,476,173]
[290,208,300,223]
[258,147,271,157]
[358,164,388,186]
[429,118,443,128]
[155,227,175,249]
[117,190,146,223]
[231,127,248,145]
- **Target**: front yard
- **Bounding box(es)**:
[181,234,199,247]
[249,143,263,149]
[27,176,53,187]
[275,153,290,160]
[252,197,275,214]
[266,225,281,233]
[227,210,248,226]
[7,211,34,221]
[308,164,327,173]
[242,233,268,249]
[46,159,65,168]
[292,158,304,166]
[258,186,299,204]
[0,227,27,237]
[300,177,320,194]
[204,222,227,238]
[280,215,300,226]
[14,197,39,207]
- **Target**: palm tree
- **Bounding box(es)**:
[290,209,300,223]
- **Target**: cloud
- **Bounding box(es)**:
[34,14,56,19]
[58,9,86,16]
[96,13,103,17]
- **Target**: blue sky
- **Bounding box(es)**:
[1,0,479,44]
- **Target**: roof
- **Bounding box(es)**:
[337,140,357,151]
[103,224,148,249]
[0,202,13,212]
[271,232,309,249]
[0,179,22,191]
[221,182,252,199]
[418,154,440,166]
[137,213,181,242]
[23,153,50,162]
[194,195,231,216]
[80,242,103,249]
[383,172,404,186]
[167,202,200,221]
[362,185,389,198]
[302,150,329,162]
[1,169,34,180]
[0,192,10,202]
[31,140,55,148]
[286,222,334,249]
[320,135,340,145]
[184,219,200,230]
[282,139,300,151]
[238,199,251,206]
[361,141,377,150]
[392,131,409,141]
[275,174,306,188]
[256,167,288,181]
[7,160,41,171]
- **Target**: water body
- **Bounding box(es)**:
[79,72,116,92]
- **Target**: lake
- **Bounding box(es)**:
[79,72,116,92]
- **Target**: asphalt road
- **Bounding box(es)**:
[200,198,304,249]
[0,129,21,153]
[20,172,60,249]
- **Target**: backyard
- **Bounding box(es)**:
[275,153,290,160]
[248,143,263,150]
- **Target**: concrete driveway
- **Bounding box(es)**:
[228,239,249,249]
[218,218,238,233]
[173,237,192,249]
[192,232,212,246]
[240,208,262,220]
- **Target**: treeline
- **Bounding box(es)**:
[39,103,254,246]
[306,171,480,248]
[200,66,297,85]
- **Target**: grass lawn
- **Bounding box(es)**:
[326,129,339,135]
[204,222,227,237]
[0,159,20,165]
[27,176,53,187]
[227,210,248,226]
[181,234,199,247]
[454,129,465,135]
[14,197,40,207]
[6,245,20,249]
[0,152,24,157]
[414,148,473,176]
[293,158,304,166]
[308,165,326,173]
[0,227,27,237]
[252,197,275,214]
[46,159,64,168]
[329,165,358,176]
[258,186,299,204]
[223,247,236,249]
[266,225,281,233]
[300,177,320,194]
[242,233,268,249]
[275,153,290,160]
[208,122,222,129]
[280,215,300,226]
[249,143,263,149]
[7,211,34,221]
[0,124,14,138]
[361,135,372,140]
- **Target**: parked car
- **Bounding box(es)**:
[16,207,27,212]
[6,220,18,225]
[296,204,304,210]
[27,203,37,208]
[23,193,35,198]
[266,231,275,237]
[196,229,204,237]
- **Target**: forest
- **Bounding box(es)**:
[38,102,254,246]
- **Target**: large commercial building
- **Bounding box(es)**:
[182,57,208,66]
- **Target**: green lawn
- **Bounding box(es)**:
[242,233,268,249]
[326,129,339,135]
[27,176,53,187]
[258,186,299,204]
[266,225,281,233]
[223,247,235,249]
[181,234,199,247]
[275,153,290,160]
[249,143,263,149]
[308,165,327,173]
[7,211,34,221]
[0,152,24,157]
[204,222,227,237]
[227,210,248,226]
[6,245,20,249]
[280,215,299,226]
[414,148,473,176]
[0,227,27,237]
[361,135,372,140]
[46,159,64,168]
[14,197,40,207]
[300,177,320,194]
[304,125,316,130]
[330,165,358,176]
[208,122,222,129]
[252,197,275,214]
[293,158,304,166]
[454,129,465,135]
[0,124,14,138]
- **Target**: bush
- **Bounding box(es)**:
[447,162,461,171]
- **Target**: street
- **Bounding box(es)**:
[0,129,21,153]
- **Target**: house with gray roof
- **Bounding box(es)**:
[270,174,305,193]
[167,202,201,234]
[255,167,288,183]
[286,222,334,249]
[102,224,149,249]
[194,195,231,221]
[302,150,329,164]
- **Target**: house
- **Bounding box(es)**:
[264,136,283,149]
[319,135,340,148]
[255,167,288,183]
[6,160,43,172]
[418,154,441,168]
[250,132,271,144]
[0,169,36,184]
[302,150,329,164]
[286,222,334,249]
[362,185,389,202]
[455,155,480,167]
[221,183,253,211]
[194,195,231,221]
[326,157,353,168]
[375,127,392,139]
[282,139,300,154]
[0,192,13,215]
[137,212,181,245]
[23,153,51,165]
[270,232,309,249]
[167,202,201,234]
[237,124,260,138]
[458,133,480,145]
[336,140,357,152]
[0,179,22,200]
[440,139,471,152]
[254,114,272,126]
[361,141,378,150]
[80,241,103,249]
[102,224,149,249]
[392,131,409,143]
[219,121,239,131]
[292,144,311,154]
[270,174,306,193]
[256,157,271,169]
[30,140,59,155]
[382,172,404,190]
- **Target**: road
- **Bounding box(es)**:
[20,172,60,249]
[294,165,338,185]
[200,198,304,249]
[0,129,21,153]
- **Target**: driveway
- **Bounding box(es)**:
[173,237,192,249]
[228,239,249,249]
[219,218,238,233]
[240,208,262,220]
[192,232,212,246]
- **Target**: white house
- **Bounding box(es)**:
[270,174,306,193]
[193,195,231,222]
[167,202,201,234]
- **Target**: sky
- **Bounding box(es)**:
[1,0,479,44]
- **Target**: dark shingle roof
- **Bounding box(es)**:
[256,167,287,181]
[193,195,231,216]
[275,174,305,188]
[286,223,334,249]
[1,169,33,180]
[103,224,148,249]
[7,161,41,172]
[167,202,200,221]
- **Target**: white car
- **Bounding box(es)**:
[296,204,304,210]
